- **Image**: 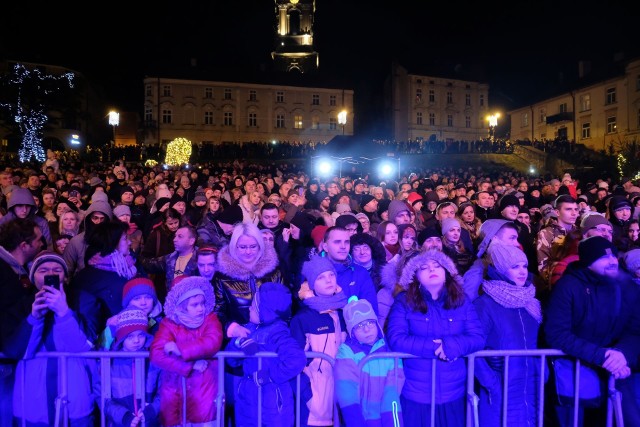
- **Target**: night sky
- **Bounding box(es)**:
[2,1,638,137]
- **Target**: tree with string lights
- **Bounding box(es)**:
[0,63,74,162]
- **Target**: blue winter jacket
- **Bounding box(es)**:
[473,277,542,427]
[386,288,485,404]
[330,255,379,316]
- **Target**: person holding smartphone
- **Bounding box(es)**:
[11,251,99,426]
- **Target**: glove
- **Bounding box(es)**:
[253,369,272,387]
[235,337,259,356]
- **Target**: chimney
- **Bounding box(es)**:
[578,60,591,79]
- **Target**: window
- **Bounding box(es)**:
[606,87,617,105]
[224,112,233,126]
[144,107,152,122]
[248,112,257,127]
[465,94,471,107]
[539,108,546,123]
[447,92,453,104]
[312,116,320,129]
[417,79,422,84]
[312,94,320,105]
[329,95,336,106]
[204,111,214,125]
[416,89,422,102]
[276,114,285,128]
[522,113,529,127]
[224,88,232,100]
[204,87,213,99]
[465,116,471,128]
[580,94,591,111]
[329,117,337,130]
[294,115,303,129]
[559,103,567,113]
[447,114,453,127]
[607,116,617,133]
[479,94,485,107]
[145,85,152,97]
[162,85,172,97]
[249,90,257,101]
[162,109,172,124]
[276,91,284,103]
[429,113,435,126]
[429,90,435,103]
[582,122,591,139]
[416,112,423,125]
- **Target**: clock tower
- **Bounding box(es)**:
[272,0,319,73]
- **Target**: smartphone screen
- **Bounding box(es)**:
[44,274,60,290]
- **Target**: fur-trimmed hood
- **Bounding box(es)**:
[216,243,279,280]
[398,249,463,291]
[164,276,215,323]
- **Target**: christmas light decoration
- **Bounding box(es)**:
[618,153,627,178]
[164,137,192,166]
[0,63,74,163]
[145,159,158,167]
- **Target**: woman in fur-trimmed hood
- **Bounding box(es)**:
[386,249,485,427]
[212,222,282,337]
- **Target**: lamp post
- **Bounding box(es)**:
[108,110,119,163]
[486,113,500,142]
[338,110,347,135]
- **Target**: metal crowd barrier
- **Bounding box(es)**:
[9,349,625,427]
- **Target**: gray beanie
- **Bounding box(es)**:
[302,254,336,290]
[113,204,131,218]
[580,212,611,232]
[441,218,461,235]
[623,249,640,273]
[343,297,378,337]
[487,244,528,274]
[388,200,410,222]
[477,219,510,257]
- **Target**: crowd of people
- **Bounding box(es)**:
[1,150,640,427]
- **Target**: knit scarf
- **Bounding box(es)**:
[482,279,542,323]
[174,307,206,329]
[88,250,137,279]
[303,290,349,312]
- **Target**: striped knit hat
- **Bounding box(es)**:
[29,251,68,284]
[114,309,150,349]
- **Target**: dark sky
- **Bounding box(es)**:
[2,1,638,135]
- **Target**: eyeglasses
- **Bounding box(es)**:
[354,320,376,330]
[237,244,259,251]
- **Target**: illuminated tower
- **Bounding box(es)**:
[272,0,319,73]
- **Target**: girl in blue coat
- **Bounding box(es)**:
[386,250,485,427]
[226,281,306,427]
[473,244,543,427]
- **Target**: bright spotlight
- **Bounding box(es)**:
[316,158,334,177]
[379,161,394,178]
[529,166,536,175]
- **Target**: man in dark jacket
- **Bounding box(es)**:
[545,236,640,426]
[0,218,43,425]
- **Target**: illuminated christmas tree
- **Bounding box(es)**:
[165,137,192,166]
[0,63,74,162]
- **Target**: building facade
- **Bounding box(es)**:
[508,58,640,152]
[386,63,490,143]
[141,77,353,148]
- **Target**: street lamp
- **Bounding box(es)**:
[486,113,500,142]
[338,110,347,135]
[108,110,119,145]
